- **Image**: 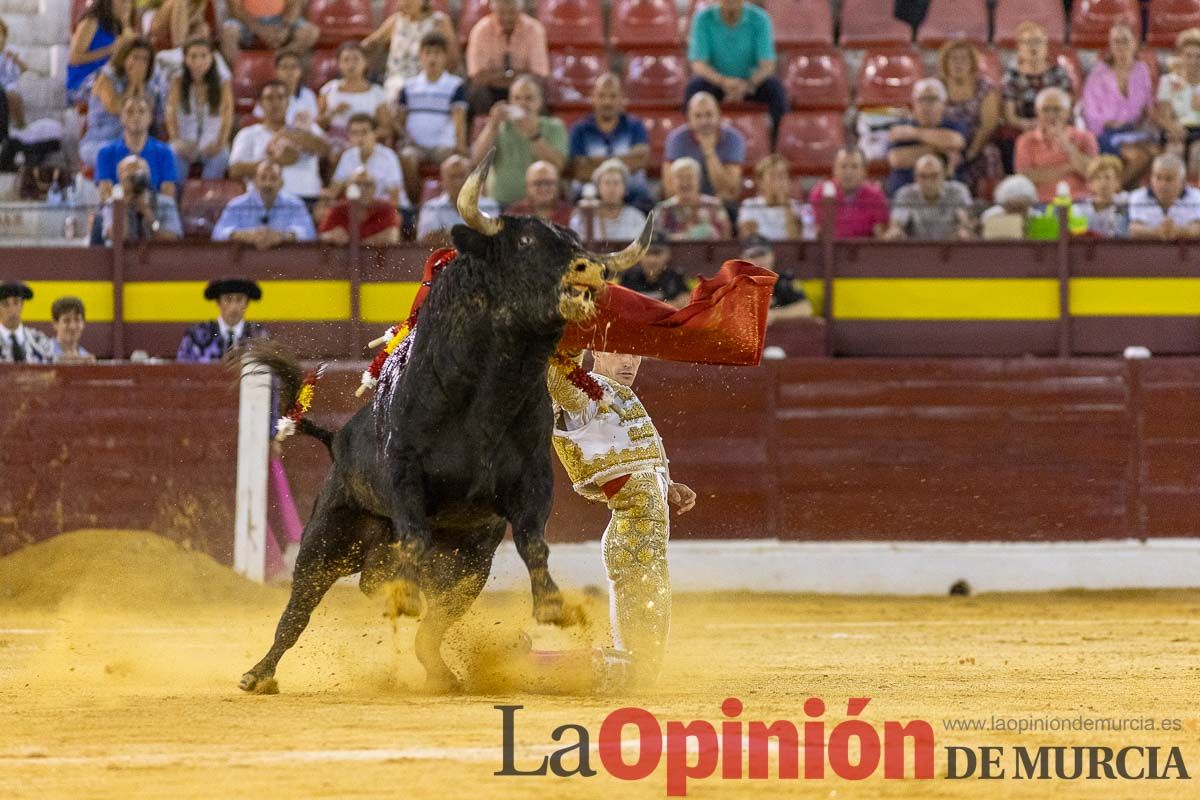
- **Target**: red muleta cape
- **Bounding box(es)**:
[561,259,777,366]
[410,251,777,367]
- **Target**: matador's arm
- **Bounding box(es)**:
[547,350,592,417]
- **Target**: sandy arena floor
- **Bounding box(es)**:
[0,531,1197,799]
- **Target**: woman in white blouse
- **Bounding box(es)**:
[362,0,457,102]
[738,154,806,240]
[570,158,648,241]
[318,41,391,155]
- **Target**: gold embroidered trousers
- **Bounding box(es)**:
[602,471,671,686]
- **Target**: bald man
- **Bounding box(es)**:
[505,160,572,225]
[416,154,502,243]
[663,92,744,203]
[319,167,402,245]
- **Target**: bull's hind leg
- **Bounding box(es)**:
[414,524,506,693]
[239,503,363,694]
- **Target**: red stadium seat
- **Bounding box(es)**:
[306,0,374,47]
[855,46,926,108]
[1070,0,1140,48]
[545,49,605,109]
[1139,48,1162,87]
[1049,43,1084,96]
[1147,0,1200,48]
[180,179,246,238]
[916,0,989,48]
[623,52,689,108]
[994,0,1067,47]
[724,112,771,166]
[610,0,681,51]
[536,0,605,50]
[231,51,275,116]
[307,49,342,92]
[838,0,913,48]
[777,112,845,175]
[764,0,834,47]
[381,0,450,19]
[459,0,492,47]
[641,110,685,175]
[782,45,850,111]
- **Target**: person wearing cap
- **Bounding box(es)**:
[740,235,813,324]
[318,168,401,246]
[0,281,54,363]
[177,278,268,363]
[212,161,316,249]
[618,231,690,309]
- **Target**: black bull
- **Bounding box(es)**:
[238,159,654,693]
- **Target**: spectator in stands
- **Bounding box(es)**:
[329,113,407,210]
[653,157,732,241]
[49,296,94,363]
[254,51,319,127]
[0,19,29,129]
[1000,20,1074,172]
[1155,28,1200,182]
[67,0,135,103]
[980,174,1039,233]
[165,38,232,181]
[363,0,458,102]
[939,39,1002,199]
[416,153,501,242]
[1072,155,1129,238]
[740,235,813,323]
[397,33,467,209]
[1128,153,1200,239]
[96,95,178,201]
[1082,23,1157,188]
[885,78,967,196]
[100,154,183,243]
[471,74,567,207]
[319,167,402,245]
[465,0,549,117]
[882,154,973,241]
[79,36,156,169]
[213,160,316,247]
[220,0,318,66]
[809,147,889,239]
[0,281,53,363]
[685,0,786,146]
[568,73,652,212]
[619,231,689,308]
[177,277,267,363]
[318,42,391,157]
[152,19,231,107]
[664,92,744,204]
[230,80,329,206]
[150,0,213,49]
[738,154,804,240]
[570,158,647,241]
[505,160,572,225]
[1015,87,1098,202]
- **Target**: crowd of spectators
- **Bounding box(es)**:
[20,0,1200,258]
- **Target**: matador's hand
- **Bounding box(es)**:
[668,482,696,515]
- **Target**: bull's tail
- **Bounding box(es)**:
[235,341,336,458]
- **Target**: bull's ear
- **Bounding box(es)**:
[450,224,490,257]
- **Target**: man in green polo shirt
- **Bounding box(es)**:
[686,0,787,146]
[470,74,568,207]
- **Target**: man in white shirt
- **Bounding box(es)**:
[329,113,408,209]
[416,154,500,243]
[230,80,329,204]
[0,281,54,363]
[1129,153,1200,239]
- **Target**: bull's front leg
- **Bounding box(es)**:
[508,470,581,627]
[385,449,429,618]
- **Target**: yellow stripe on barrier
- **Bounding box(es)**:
[23,281,114,323]
[1071,278,1200,317]
[361,282,421,324]
[833,278,1061,320]
[122,280,352,322]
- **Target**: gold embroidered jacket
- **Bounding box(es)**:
[547,357,670,502]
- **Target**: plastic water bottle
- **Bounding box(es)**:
[46,181,63,206]
[800,203,816,241]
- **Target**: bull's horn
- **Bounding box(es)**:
[593,211,655,274]
[458,149,503,236]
